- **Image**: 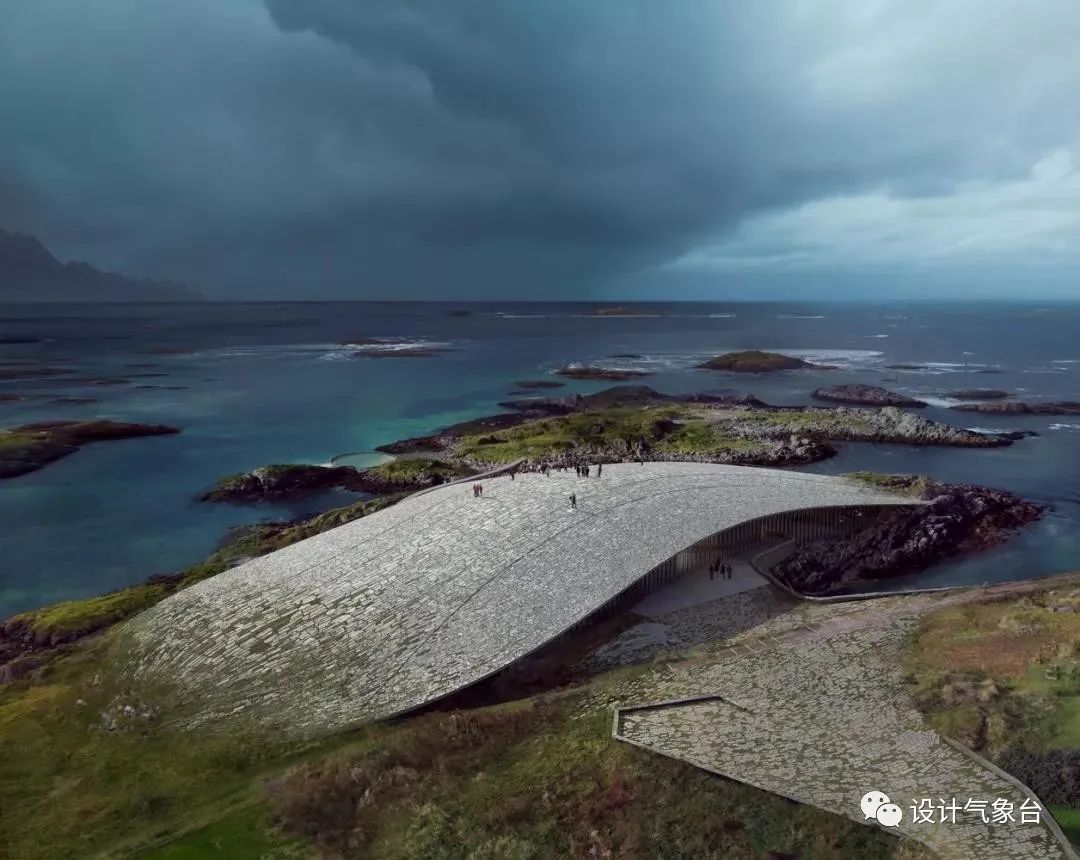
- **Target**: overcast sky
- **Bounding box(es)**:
[2,1,1079,300]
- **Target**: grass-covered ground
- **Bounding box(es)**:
[903,585,1080,845]
[452,406,767,464]
[364,456,474,483]
[0,634,921,859]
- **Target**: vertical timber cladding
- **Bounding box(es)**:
[582,504,886,624]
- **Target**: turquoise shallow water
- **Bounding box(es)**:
[2,300,1080,615]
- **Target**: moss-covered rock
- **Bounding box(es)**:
[0,420,179,479]
[200,463,367,502]
[697,350,823,372]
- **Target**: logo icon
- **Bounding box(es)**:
[861,791,903,827]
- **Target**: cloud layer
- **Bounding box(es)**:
[1,0,1078,298]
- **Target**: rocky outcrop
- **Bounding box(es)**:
[698,350,826,373]
[812,385,926,407]
[715,406,1010,449]
[201,458,475,503]
[951,401,1080,415]
[774,478,1043,594]
[948,389,1011,400]
[499,385,769,416]
[554,365,650,380]
[200,464,369,502]
[0,420,180,479]
[513,379,565,389]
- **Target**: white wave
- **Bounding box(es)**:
[919,395,963,408]
[1050,423,1080,431]
[707,313,737,318]
[1052,359,1080,364]
[964,426,1011,435]
[343,338,450,353]
[776,314,826,319]
[781,349,884,369]
[865,334,890,338]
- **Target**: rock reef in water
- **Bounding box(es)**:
[774,474,1043,594]
[0,420,180,479]
[812,384,926,407]
[513,379,565,389]
[200,458,476,503]
[951,400,1080,415]
[554,365,650,380]
[948,389,1012,400]
[698,350,826,373]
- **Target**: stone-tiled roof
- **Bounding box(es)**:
[120,462,915,736]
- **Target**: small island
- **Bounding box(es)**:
[812,385,926,407]
[948,388,1012,400]
[0,420,180,479]
[513,379,565,389]
[697,350,824,373]
[201,457,475,503]
[951,400,1080,415]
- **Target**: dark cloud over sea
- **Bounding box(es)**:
[2,1,1079,298]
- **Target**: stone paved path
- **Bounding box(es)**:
[604,588,1078,860]
[118,462,913,736]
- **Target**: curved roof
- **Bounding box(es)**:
[120,462,916,737]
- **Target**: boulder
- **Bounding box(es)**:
[812,384,925,407]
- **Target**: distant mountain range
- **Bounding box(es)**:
[0,229,204,302]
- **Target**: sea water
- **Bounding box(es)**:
[1,300,1079,614]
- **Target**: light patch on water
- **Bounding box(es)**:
[1050,423,1080,432]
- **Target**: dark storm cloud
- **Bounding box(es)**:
[2,1,1079,298]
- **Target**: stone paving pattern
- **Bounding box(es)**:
[605,588,1076,860]
[120,462,912,736]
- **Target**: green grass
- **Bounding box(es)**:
[0,637,309,859]
[142,807,304,860]
[366,457,473,482]
[266,694,917,860]
[737,409,874,432]
[1052,806,1080,849]
[903,591,1080,754]
[698,350,810,372]
[452,406,761,464]
[846,471,932,497]
[6,582,169,641]
[0,629,926,860]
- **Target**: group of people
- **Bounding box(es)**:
[709,559,733,580]
[470,460,604,506]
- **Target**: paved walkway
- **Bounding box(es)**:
[117,462,914,736]
[603,588,1078,860]
[632,558,767,616]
